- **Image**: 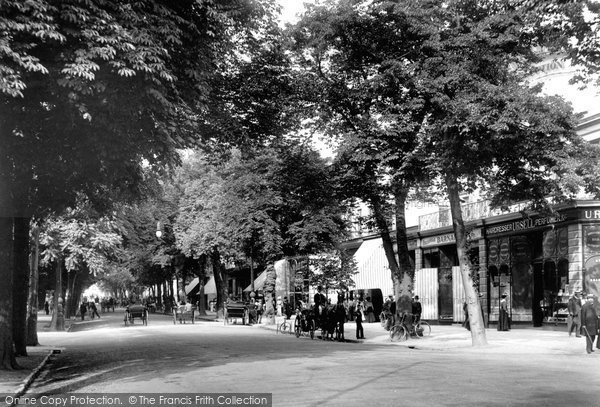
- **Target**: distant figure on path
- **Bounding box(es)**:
[79,301,87,321]
[89,301,100,319]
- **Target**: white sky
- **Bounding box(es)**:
[277,0,311,24]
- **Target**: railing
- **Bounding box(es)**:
[418,200,529,232]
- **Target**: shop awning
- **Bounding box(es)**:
[185,278,200,295]
[185,276,217,295]
[244,271,266,292]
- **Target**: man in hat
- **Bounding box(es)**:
[581,294,599,354]
[567,291,582,337]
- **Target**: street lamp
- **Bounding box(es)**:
[155,221,163,239]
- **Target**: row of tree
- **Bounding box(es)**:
[2,0,600,368]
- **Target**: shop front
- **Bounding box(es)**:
[484,204,600,326]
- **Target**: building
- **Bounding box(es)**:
[346,55,600,326]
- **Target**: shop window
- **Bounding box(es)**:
[422,248,440,268]
[557,259,569,293]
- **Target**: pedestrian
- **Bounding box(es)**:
[581,294,599,354]
[256,299,263,324]
[247,299,257,325]
[89,300,100,319]
[412,296,422,325]
[363,296,375,323]
[567,291,582,337]
[283,297,293,320]
[79,301,87,321]
[498,293,510,331]
[44,300,50,315]
[462,301,470,331]
[354,299,364,339]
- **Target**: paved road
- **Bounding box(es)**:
[25,311,600,407]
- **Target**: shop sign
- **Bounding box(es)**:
[487,214,567,235]
[499,239,510,262]
[512,237,529,260]
[421,228,482,248]
[488,240,499,264]
[543,230,557,258]
[584,225,600,255]
[557,228,568,257]
[582,209,600,220]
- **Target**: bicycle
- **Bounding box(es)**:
[390,314,431,341]
[277,317,293,334]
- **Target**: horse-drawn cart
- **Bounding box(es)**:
[224,302,248,325]
[173,306,195,324]
[294,309,316,339]
[124,304,148,326]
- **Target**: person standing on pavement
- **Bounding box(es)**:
[412,296,422,325]
[363,296,375,323]
[567,291,582,337]
[354,298,364,339]
[79,301,87,321]
[580,294,599,354]
[89,300,100,319]
[462,301,470,331]
[498,293,510,331]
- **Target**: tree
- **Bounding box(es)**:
[309,249,358,294]
[39,206,122,325]
[291,0,435,319]
[0,0,280,368]
[293,0,596,347]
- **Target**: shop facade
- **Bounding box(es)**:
[348,200,600,326]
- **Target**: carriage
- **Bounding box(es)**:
[294,309,316,339]
[124,304,148,326]
[294,304,345,341]
[173,305,195,324]
[224,302,248,325]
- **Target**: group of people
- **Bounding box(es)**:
[79,297,101,321]
[567,290,600,354]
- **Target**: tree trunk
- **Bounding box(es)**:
[0,217,19,369]
[262,264,277,324]
[13,217,30,356]
[50,258,65,331]
[210,248,226,319]
[26,224,40,346]
[446,174,487,346]
[196,255,207,316]
[393,184,415,317]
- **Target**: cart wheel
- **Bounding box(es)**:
[295,321,301,338]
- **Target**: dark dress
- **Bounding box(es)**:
[498,298,510,331]
[580,301,599,353]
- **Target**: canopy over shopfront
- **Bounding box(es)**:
[185,276,216,296]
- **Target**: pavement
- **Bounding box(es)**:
[1,310,596,399]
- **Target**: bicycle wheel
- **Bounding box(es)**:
[390,325,408,342]
[416,321,431,337]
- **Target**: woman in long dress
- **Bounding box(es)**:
[498,294,510,331]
